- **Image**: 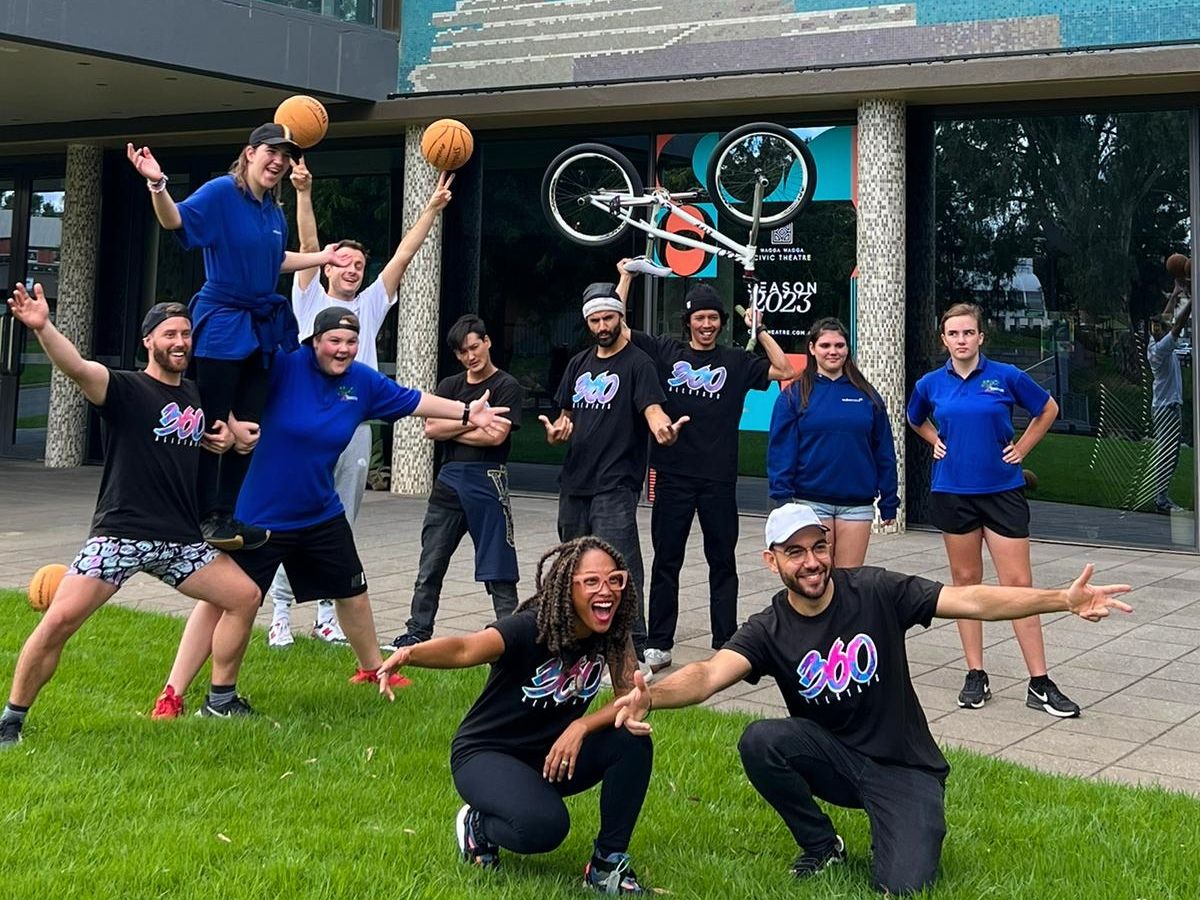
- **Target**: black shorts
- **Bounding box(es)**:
[231,514,367,603]
[929,488,1030,539]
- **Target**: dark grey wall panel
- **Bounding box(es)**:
[0,0,398,100]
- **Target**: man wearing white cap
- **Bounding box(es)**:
[540,283,689,663]
[614,502,1133,895]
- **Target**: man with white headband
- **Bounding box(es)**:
[540,283,689,668]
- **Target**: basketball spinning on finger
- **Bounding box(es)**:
[274,95,329,149]
[420,119,474,171]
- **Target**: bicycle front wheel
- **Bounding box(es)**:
[706,122,816,229]
[541,144,646,246]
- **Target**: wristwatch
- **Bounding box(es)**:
[461,402,471,425]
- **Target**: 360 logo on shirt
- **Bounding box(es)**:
[522,655,605,706]
[153,402,205,444]
[795,633,879,702]
[573,371,620,406]
[668,361,727,394]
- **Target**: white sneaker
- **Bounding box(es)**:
[601,660,655,688]
[311,621,348,644]
[268,618,294,648]
[623,256,674,278]
[643,648,672,672]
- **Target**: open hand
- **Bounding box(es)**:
[7,283,50,330]
[376,647,413,701]
[1001,442,1024,465]
[613,669,653,736]
[1066,564,1133,622]
[539,413,573,445]
[323,243,358,268]
[466,390,511,432]
[126,144,164,182]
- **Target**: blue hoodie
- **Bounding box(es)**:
[767,374,899,519]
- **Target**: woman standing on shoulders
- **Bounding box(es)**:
[907,302,1076,718]
[767,317,898,567]
[377,537,653,895]
[127,124,357,550]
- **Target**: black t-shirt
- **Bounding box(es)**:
[723,567,948,775]
[90,369,206,543]
[630,330,770,483]
[553,342,666,496]
[434,368,525,465]
[451,608,607,769]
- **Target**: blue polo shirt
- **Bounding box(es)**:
[235,347,422,530]
[176,175,289,360]
[906,354,1050,495]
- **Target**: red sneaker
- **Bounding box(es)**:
[349,668,412,689]
[151,685,184,719]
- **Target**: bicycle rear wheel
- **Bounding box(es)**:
[706,122,816,229]
[542,144,646,246]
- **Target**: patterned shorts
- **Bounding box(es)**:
[68,536,217,588]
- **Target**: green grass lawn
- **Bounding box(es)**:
[2,592,1197,898]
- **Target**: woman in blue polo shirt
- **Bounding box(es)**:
[127,124,356,549]
[767,317,898,566]
[907,302,1077,718]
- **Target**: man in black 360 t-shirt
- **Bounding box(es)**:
[386,315,525,648]
[539,283,689,662]
[615,503,1133,895]
[0,287,262,749]
[617,263,795,666]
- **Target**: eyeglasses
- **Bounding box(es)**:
[572,570,628,594]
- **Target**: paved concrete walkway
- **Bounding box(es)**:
[1,460,1198,795]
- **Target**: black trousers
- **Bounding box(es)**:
[648,471,740,650]
[194,355,272,518]
[738,717,946,896]
[452,728,653,858]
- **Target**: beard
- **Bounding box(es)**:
[780,565,830,600]
[594,329,618,348]
[152,346,189,373]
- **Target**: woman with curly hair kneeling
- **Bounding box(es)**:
[376,536,651,895]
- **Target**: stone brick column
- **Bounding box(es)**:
[390,125,441,496]
[855,99,907,530]
[45,144,102,468]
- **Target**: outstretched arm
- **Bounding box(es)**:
[936,564,1132,623]
[127,143,182,231]
[614,650,752,734]
[380,172,454,298]
[6,284,109,406]
[375,627,506,700]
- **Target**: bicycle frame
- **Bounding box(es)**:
[586,187,765,277]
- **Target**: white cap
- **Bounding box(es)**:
[764,503,829,548]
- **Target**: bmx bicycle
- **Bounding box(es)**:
[540,122,816,279]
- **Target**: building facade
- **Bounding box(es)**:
[2,0,1198,551]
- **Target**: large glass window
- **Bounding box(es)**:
[925,109,1194,549]
[262,0,376,26]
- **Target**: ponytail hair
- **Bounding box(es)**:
[228,145,283,206]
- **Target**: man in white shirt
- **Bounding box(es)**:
[267,160,453,646]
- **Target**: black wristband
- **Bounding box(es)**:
[461,402,471,425]
[755,326,767,337]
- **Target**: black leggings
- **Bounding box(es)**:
[195,355,272,518]
[452,728,652,858]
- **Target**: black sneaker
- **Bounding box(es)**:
[197,694,256,718]
[455,804,500,869]
[383,632,424,653]
[231,519,270,551]
[1026,678,1080,718]
[201,515,270,552]
[584,851,645,894]
[791,835,846,880]
[0,717,23,749]
[957,669,991,709]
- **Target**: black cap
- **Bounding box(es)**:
[306,306,360,344]
[682,283,727,325]
[141,302,191,337]
[248,122,300,157]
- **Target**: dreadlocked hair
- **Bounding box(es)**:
[790,316,883,412]
[518,536,636,689]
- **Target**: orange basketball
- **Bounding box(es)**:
[1166,253,1189,279]
[28,563,67,613]
[420,119,473,171]
[274,95,329,150]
